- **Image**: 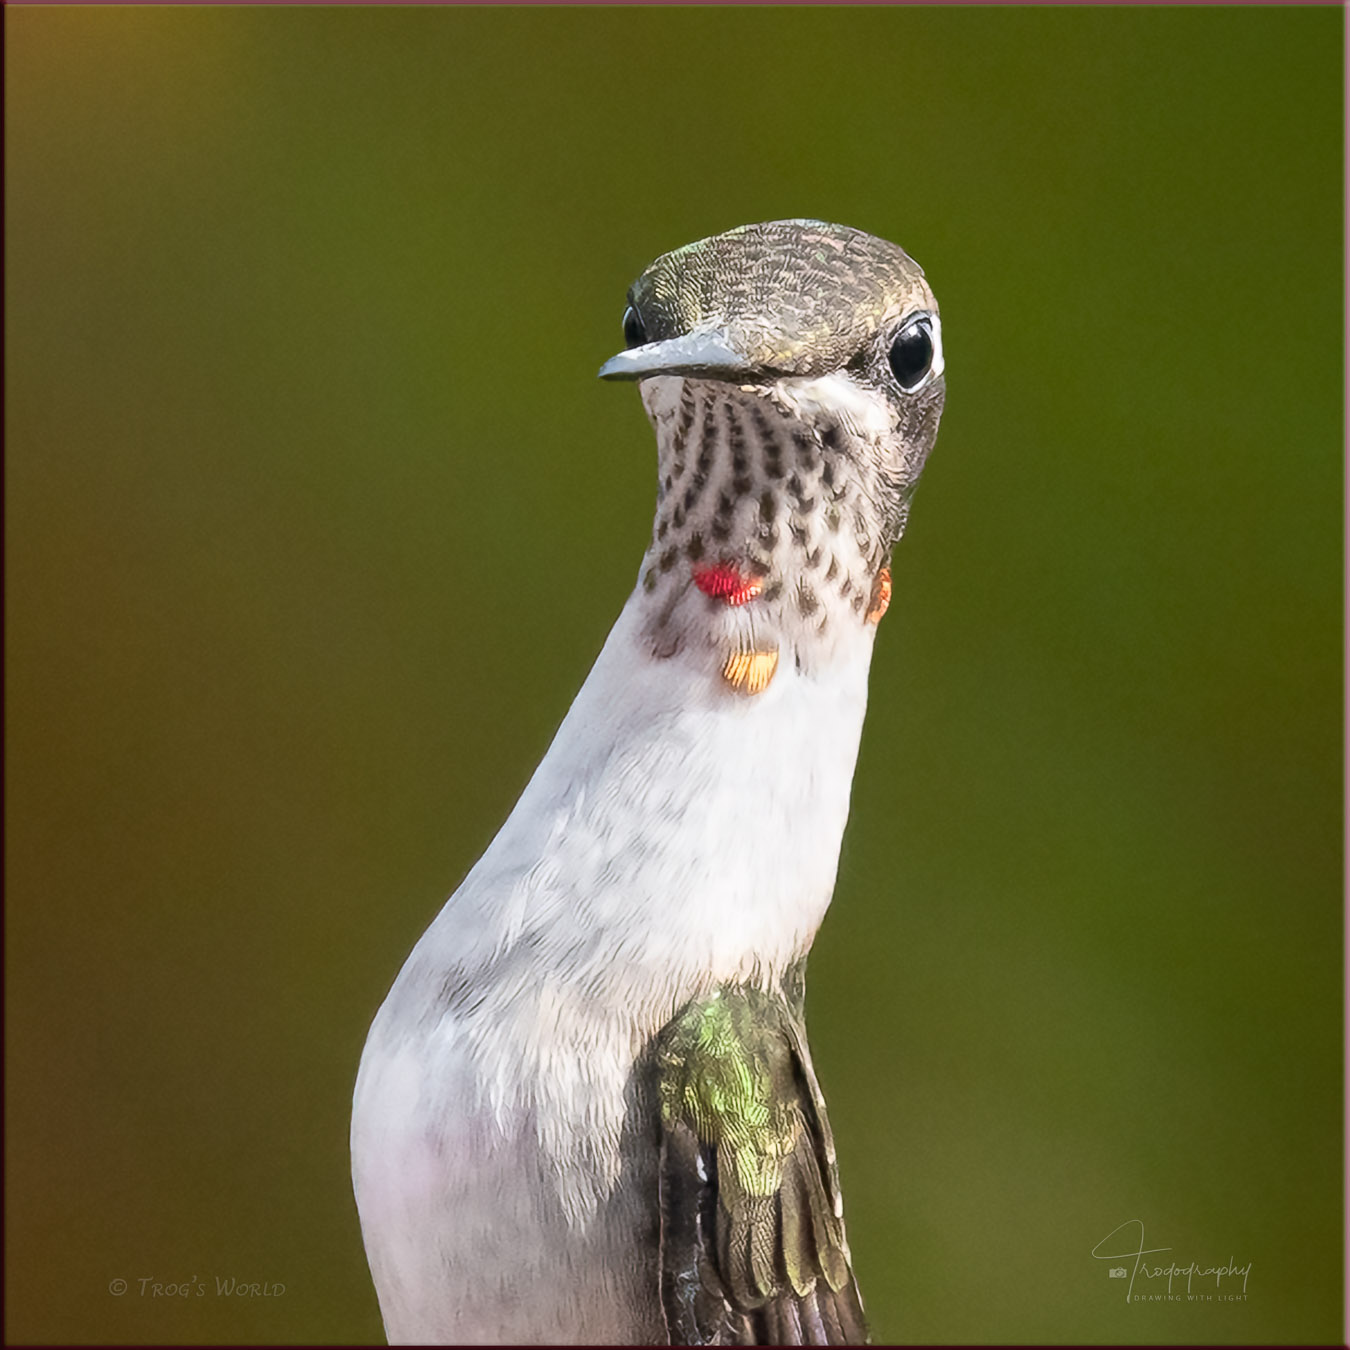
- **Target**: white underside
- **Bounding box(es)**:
[352,588,876,1344]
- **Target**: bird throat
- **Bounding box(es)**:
[635,375,901,688]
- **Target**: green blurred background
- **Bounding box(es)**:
[6,6,1342,1345]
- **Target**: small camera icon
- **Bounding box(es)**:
[1108,1267,1127,1278]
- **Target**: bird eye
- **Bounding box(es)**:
[887,314,936,392]
[622,306,647,349]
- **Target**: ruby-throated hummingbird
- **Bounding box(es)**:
[351,220,945,1345]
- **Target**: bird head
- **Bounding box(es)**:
[600,220,944,676]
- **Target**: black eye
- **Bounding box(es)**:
[888,315,935,392]
[622,305,647,349]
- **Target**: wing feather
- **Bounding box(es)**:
[654,986,869,1345]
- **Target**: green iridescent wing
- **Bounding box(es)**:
[654,986,869,1346]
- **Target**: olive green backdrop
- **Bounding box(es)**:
[6,6,1342,1345]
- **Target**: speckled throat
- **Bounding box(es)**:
[634,372,909,676]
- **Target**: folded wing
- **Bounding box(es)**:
[654,986,868,1346]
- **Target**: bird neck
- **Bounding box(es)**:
[405,375,904,1034]
[426,591,876,1030]
[631,375,897,686]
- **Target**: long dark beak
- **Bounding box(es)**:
[597,331,755,382]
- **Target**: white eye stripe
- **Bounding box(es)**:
[773,372,895,438]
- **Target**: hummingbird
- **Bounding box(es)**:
[351,220,945,1345]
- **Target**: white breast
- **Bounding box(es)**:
[352,587,877,1342]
